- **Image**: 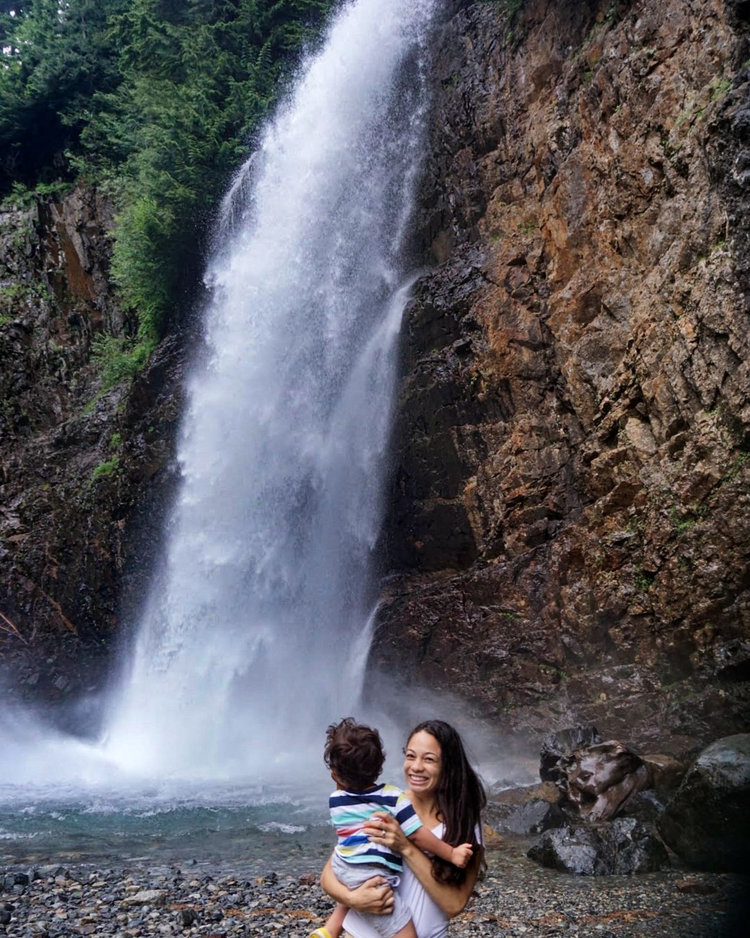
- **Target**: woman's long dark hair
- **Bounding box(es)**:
[407,720,487,885]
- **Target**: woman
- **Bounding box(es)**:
[319,719,486,938]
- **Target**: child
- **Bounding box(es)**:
[311,717,473,938]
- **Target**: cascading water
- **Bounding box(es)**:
[102,0,438,780]
[0,0,527,864]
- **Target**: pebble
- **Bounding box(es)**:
[0,842,746,937]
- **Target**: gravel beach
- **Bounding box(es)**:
[1,839,747,938]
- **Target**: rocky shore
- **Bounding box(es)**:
[1,843,747,938]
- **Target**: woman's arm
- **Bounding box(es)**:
[319,855,395,914]
[365,814,481,918]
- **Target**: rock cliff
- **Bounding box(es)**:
[372,0,750,754]
[0,188,184,720]
[0,0,748,753]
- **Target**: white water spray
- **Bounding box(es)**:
[102,0,438,779]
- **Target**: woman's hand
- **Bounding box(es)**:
[346,875,395,915]
[320,857,395,916]
[363,811,411,855]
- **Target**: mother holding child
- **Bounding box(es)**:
[311,717,486,938]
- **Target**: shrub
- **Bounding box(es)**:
[91,334,156,389]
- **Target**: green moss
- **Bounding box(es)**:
[710,77,731,103]
[539,663,569,681]
[0,280,51,304]
[481,0,525,14]
[634,569,654,592]
[92,456,120,481]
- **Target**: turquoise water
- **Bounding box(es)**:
[0,782,335,873]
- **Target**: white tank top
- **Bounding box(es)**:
[342,823,449,938]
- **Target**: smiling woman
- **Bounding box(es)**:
[399,721,486,886]
[403,731,442,795]
[319,720,486,938]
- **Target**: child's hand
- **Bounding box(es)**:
[451,843,473,868]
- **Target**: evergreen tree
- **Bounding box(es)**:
[0,0,128,186]
[0,0,338,350]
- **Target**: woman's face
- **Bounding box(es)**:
[403,730,442,796]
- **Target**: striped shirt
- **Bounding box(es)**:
[330,783,422,872]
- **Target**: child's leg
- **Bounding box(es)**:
[390,919,417,938]
[326,903,347,936]
[310,902,347,938]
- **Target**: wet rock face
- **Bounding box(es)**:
[487,797,565,836]
[1,0,749,748]
[374,0,750,751]
[527,816,670,875]
[658,733,750,871]
[0,189,185,713]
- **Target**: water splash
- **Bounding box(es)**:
[101,0,438,780]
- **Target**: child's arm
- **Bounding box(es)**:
[409,825,473,868]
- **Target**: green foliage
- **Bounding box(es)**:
[0,283,29,303]
[91,0,337,334]
[0,182,34,210]
[0,1,129,188]
[91,333,156,389]
[92,455,121,480]
[35,179,74,200]
[1,0,338,342]
[109,195,178,339]
[634,568,654,592]
[0,279,52,313]
[539,663,569,681]
[710,76,731,103]
[0,179,73,211]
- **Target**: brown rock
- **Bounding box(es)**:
[642,753,687,793]
[0,186,185,708]
[376,0,750,751]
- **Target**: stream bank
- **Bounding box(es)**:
[0,842,746,938]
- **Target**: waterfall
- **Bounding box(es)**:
[103,0,438,779]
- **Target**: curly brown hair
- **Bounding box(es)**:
[324,717,385,792]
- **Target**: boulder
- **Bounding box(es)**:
[564,740,652,821]
[487,798,566,836]
[658,734,750,871]
[122,888,167,907]
[618,790,666,826]
[642,753,686,795]
[606,817,671,875]
[528,824,603,876]
[528,817,670,875]
[539,728,654,820]
[539,726,603,785]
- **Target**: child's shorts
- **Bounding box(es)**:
[331,853,412,938]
